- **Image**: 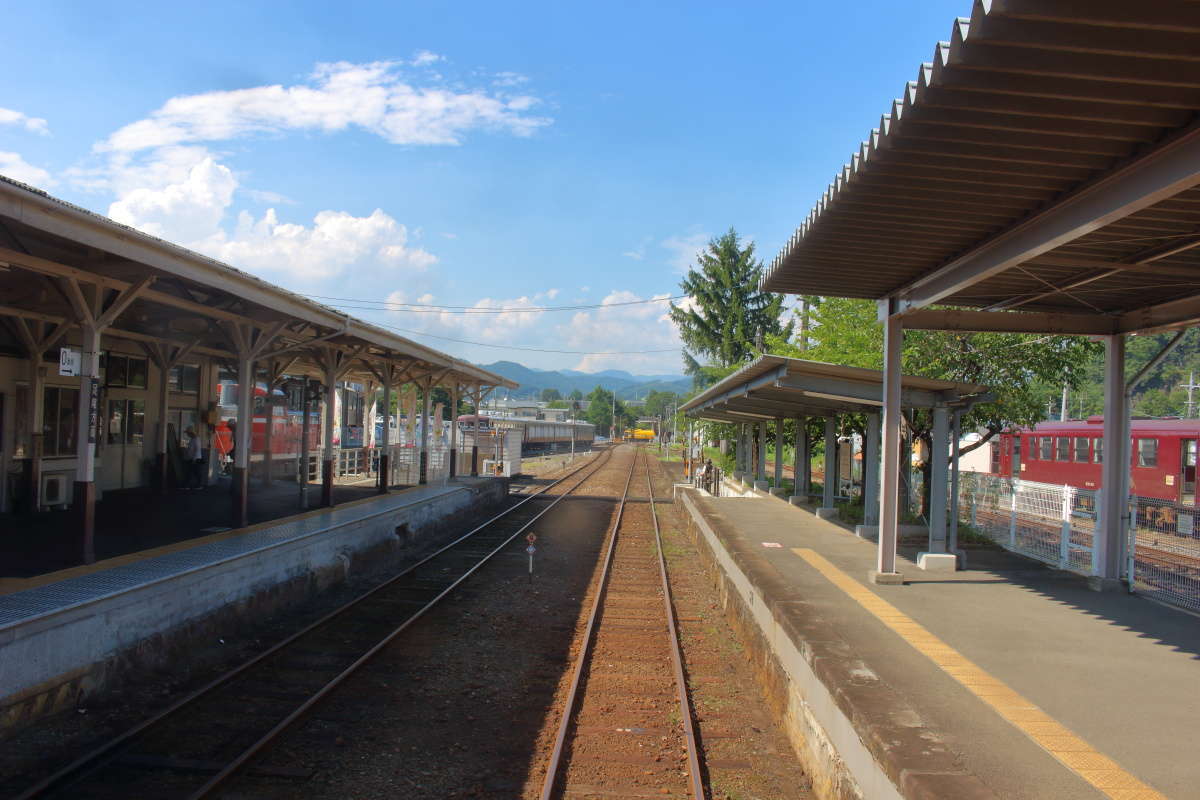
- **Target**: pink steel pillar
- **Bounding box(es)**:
[873,307,904,584]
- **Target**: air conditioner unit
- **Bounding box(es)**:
[41,472,70,509]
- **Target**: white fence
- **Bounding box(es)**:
[959,474,1200,613]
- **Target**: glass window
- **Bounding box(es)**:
[1074,437,1090,462]
[106,354,128,387]
[107,399,125,445]
[42,386,78,457]
[1056,436,1070,461]
[169,363,200,394]
[1094,437,1103,464]
[127,357,148,389]
[1040,437,1052,461]
[1137,438,1158,468]
[1027,436,1037,460]
[990,443,1001,473]
[126,399,145,445]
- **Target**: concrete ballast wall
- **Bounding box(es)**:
[679,488,901,800]
[0,480,506,733]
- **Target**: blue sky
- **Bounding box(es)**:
[2,0,969,374]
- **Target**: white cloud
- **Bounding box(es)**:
[0,107,49,135]
[492,71,530,87]
[411,50,444,67]
[210,206,435,281]
[559,290,684,373]
[99,60,550,154]
[662,231,710,273]
[109,155,236,241]
[0,151,54,187]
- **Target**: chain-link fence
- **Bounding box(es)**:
[1128,496,1200,613]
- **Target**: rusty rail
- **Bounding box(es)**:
[539,446,705,800]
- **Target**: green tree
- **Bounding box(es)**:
[568,388,584,401]
[643,390,678,419]
[669,228,793,386]
[540,387,562,402]
[770,297,1100,513]
[584,385,632,436]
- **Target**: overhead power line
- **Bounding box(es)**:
[372,319,681,355]
[304,293,686,314]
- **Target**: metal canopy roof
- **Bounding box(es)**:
[0,176,515,390]
[680,355,987,423]
[762,1,1200,335]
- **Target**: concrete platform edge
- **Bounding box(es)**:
[0,478,508,736]
[678,488,996,800]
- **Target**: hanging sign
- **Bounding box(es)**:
[59,347,81,377]
[87,378,100,444]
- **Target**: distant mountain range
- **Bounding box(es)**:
[477,361,692,400]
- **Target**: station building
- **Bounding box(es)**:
[0,174,515,564]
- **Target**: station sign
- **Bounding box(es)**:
[59,347,80,377]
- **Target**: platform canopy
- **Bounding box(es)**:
[680,355,987,422]
[756,0,1200,583]
[0,175,516,392]
[762,0,1200,336]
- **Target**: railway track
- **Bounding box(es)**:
[540,446,705,800]
[15,448,614,800]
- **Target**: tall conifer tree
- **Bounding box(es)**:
[669,228,792,386]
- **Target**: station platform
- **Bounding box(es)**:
[0,477,507,733]
[1,478,398,581]
[679,489,1199,800]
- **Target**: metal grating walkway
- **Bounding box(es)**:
[0,482,467,629]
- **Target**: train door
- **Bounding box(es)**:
[1182,439,1197,505]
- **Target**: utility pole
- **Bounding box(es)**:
[1060,382,1069,421]
[610,391,616,441]
[1182,371,1200,417]
[570,401,576,462]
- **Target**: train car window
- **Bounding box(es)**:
[1027,436,1036,460]
[1136,438,1158,468]
[1073,437,1089,462]
[990,443,1001,473]
[1094,438,1103,464]
[1040,437,1052,460]
[1056,436,1070,461]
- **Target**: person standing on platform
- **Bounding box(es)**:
[185,427,205,490]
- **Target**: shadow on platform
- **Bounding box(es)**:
[1,478,410,579]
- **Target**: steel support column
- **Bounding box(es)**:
[300,379,313,509]
[875,311,903,583]
[822,416,836,511]
[321,373,337,508]
[928,404,950,554]
[791,416,806,501]
[419,381,432,484]
[773,418,784,488]
[449,383,459,477]
[232,356,254,527]
[756,421,766,482]
[864,411,881,526]
[1098,335,1129,585]
[73,325,101,563]
[379,378,391,494]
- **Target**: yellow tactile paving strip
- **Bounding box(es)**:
[792,548,1167,800]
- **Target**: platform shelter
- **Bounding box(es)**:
[0,175,516,565]
[681,355,988,570]
[761,0,1200,586]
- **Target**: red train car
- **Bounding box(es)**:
[993,417,1200,504]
